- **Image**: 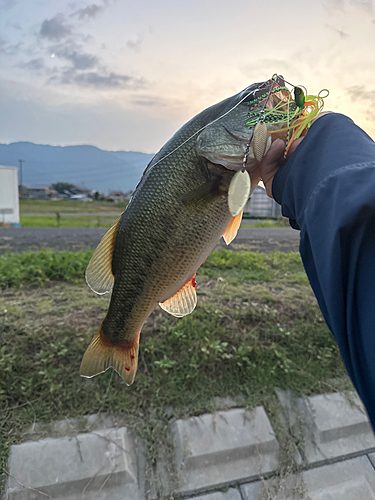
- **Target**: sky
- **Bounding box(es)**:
[1,0,375,153]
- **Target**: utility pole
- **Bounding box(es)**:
[18,159,24,186]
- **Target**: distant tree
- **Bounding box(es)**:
[52,182,76,194]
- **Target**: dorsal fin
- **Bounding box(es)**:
[159,275,197,317]
[222,210,243,245]
[85,216,121,295]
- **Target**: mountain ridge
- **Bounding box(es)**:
[0,141,155,194]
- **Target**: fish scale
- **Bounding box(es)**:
[104,138,232,338]
[80,77,287,385]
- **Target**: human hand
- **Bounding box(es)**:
[257,137,303,198]
[257,112,331,199]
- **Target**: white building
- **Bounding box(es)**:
[0,166,20,226]
[244,185,282,217]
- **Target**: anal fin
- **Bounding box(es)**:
[85,215,121,295]
[223,210,243,245]
[80,325,139,386]
[159,275,197,317]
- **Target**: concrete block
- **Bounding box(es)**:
[6,426,146,500]
[241,455,375,499]
[278,391,375,465]
[25,413,128,441]
[171,407,279,494]
[367,452,375,469]
[193,488,242,500]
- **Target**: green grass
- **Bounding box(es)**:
[0,249,92,288]
[0,249,351,492]
[20,199,128,214]
[241,218,290,229]
[22,215,288,229]
[20,215,117,228]
[19,199,123,227]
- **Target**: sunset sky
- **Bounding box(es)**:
[1,0,375,153]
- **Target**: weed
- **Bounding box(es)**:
[55,211,61,227]
[0,249,92,288]
[0,250,351,495]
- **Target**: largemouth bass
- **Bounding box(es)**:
[80,76,289,385]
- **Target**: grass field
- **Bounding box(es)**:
[19,199,124,228]
[0,248,351,491]
[19,199,290,228]
[20,199,127,214]
[20,215,119,228]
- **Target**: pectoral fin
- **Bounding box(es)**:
[159,275,197,317]
[85,216,121,295]
[223,210,243,245]
[80,325,140,386]
[180,179,221,207]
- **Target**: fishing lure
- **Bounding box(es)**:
[227,76,329,217]
[228,169,251,217]
[246,76,329,155]
[294,86,305,109]
[253,120,271,162]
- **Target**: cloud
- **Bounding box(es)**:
[5,21,22,30]
[21,58,45,71]
[0,0,16,9]
[51,44,99,70]
[0,38,23,56]
[346,85,375,102]
[325,24,350,38]
[323,0,374,12]
[352,0,373,12]
[126,37,142,51]
[132,96,167,107]
[56,68,146,89]
[40,14,72,41]
[72,3,104,19]
[346,85,375,123]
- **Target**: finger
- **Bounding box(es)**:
[258,139,286,198]
[265,138,286,163]
[249,169,261,195]
[286,137,304,157]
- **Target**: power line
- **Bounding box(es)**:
[18,159,24,186]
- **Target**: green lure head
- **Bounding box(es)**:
[294,87,305,109]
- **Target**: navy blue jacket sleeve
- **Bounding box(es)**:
[272,113,375,427]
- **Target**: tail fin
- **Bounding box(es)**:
[80,326,140,386]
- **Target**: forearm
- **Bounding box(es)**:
[273,113,375,426]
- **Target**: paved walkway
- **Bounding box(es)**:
[5,389,375,499]
[0,227,300,254]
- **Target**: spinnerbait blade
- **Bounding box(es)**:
[227,169,251,217]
